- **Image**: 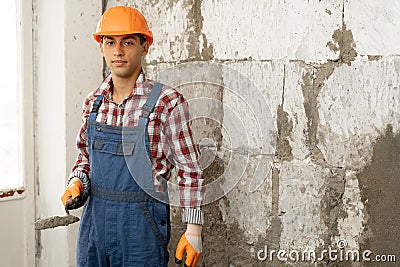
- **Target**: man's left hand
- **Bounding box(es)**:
[175,224,202,267]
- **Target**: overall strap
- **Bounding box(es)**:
[138,82,164,155]
[138,82,164,126]
[89,95,104,121]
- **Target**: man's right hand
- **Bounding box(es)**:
[61,178,88,210]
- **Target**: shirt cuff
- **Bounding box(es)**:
[182,208,204,225]
[68,171,90,190]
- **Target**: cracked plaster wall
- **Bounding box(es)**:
[108,1,399,266]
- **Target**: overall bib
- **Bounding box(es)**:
[77,82,170,267]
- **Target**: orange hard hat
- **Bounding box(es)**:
[93,6,153,46]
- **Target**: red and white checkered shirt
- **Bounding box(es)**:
[70,70,204,225]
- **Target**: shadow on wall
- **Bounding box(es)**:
[358,124,400,267]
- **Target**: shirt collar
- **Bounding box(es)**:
[96,69,151,100]
[133,70,150,96]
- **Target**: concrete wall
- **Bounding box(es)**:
[108,0,400,266]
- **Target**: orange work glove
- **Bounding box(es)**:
[61,178,87,210]
[175,224,202,267]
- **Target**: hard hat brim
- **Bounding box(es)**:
[93,31,153,45]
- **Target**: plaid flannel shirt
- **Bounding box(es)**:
[69,70,204,225]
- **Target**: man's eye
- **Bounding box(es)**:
[124,42,133,46]
[105,41,114,46]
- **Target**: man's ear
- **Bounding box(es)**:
[141,41,149,56]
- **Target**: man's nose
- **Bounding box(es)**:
[113,42,123,56]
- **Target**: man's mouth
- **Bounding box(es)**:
[112,60,127,66]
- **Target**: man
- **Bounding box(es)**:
[61,6,204,267]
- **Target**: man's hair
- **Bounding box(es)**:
[134,34,147,45]
[100,34,147,45]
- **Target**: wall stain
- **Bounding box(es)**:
[325,9,332,15]
[276,105,293,161]
[167,0,179,11]
[301,21,357,164]
[301,20,358,263]
[319,169,348,267]
[326,23,357,66]
[301,62,337,166]
[35,230,42,266]
[276,65,293,161]
[226,221,267,267]
[102,0,108,13]
[301,63,347,265]
[263,166,284,266]
[201,156,228,266]
[357,125,400,266]
[367,55,383,61]
[202,198,229,266]
[185,0,214,60]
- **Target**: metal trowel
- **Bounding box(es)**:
[34,207,80,230]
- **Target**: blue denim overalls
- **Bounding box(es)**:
[76,81,170,267]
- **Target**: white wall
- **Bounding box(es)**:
[0,0,35,266]
[0,1,101,265]
[34,0,101,266]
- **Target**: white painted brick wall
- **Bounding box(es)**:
[103,0,400,265]
[345,1,400,56]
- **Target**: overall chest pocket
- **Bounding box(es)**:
[92,137,135,156]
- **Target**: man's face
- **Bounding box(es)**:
[100,34,148,79]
